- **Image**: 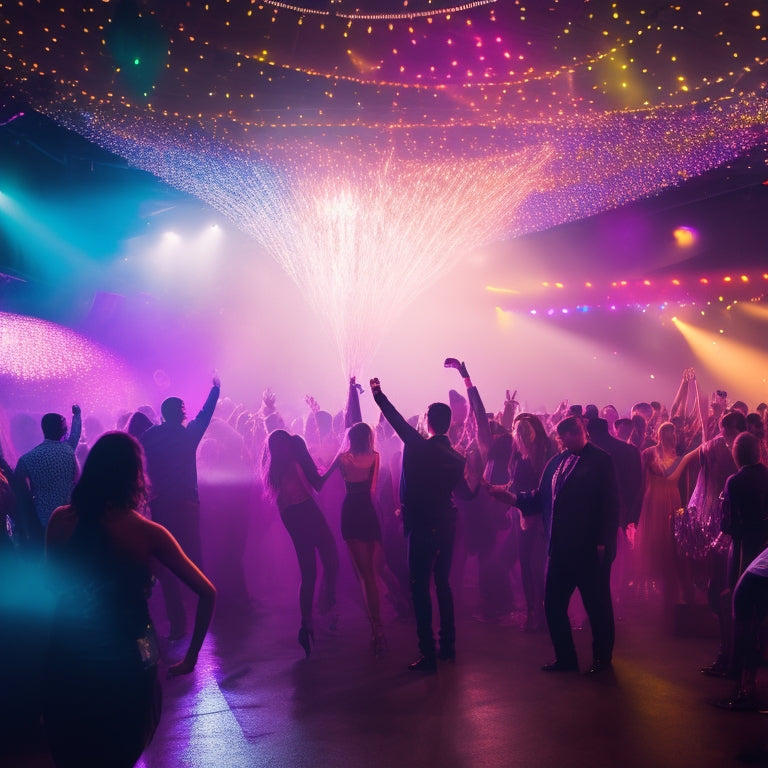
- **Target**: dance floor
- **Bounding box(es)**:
[7,586,768,768]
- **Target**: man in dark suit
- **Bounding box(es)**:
[371,377,474,672]
[587,417,643,603]
[493,416,620,673]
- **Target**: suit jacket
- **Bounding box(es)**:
[721,462,768,575]
[373,391,468,535]
[588,428,643,528]
[519,442,620,560]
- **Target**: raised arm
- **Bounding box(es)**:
[345,377,363,428]
[500,389,519,431]
[444,358,492,461]
[187,375,221,443]
[667,445,701,484]
[227,403,247,428]
[670,368,691,420]
[370,378,422,446]
[67,405,82,451]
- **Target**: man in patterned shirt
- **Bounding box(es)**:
[15,405,81,545]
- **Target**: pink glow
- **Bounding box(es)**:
[0,312,141,413]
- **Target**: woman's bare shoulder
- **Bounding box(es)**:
[46,505,78,544]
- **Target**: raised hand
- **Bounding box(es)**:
[370,378,382,396]
[444,358,469,378]
[262,388,277,413]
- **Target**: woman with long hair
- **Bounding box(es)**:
[510,413,554,631]
[324,420,388,655]
[263,428,339,657]
[634,421,683,606]
[43,431,215,768]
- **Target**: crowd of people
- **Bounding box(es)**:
[2,362,768,765]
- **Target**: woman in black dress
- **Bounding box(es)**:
[324,421,386,655]
[44,431,215,768]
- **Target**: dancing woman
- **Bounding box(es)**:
[44,432,215,768]
[324,379,387,654]
[635,421,688,610]
[263,429,339,657]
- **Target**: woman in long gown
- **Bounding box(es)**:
[324,421,387,655]
[263,428,339,657]
[635,422,683,605]
[44,432,215,768]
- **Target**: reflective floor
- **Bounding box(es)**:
[8,590,768,768]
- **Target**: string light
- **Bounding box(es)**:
[491,270,768,319]
[73,124,552,375]
[2,1,767,369]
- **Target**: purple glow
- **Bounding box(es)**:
[0,312,141,412]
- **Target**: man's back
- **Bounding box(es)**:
[724,463,768,553]
[142,423,200,501]
[372,389,467,533]
[141,381,219,502]
[401,434,466,528]
[16,440,78,528]
[590,431,642,528]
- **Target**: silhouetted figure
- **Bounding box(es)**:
[511,413,555,631]
[263,428,339,657]
[722,432,768,582]
[714,431,768,679]
[496,416,620,674]
[637,422,684,606]
[44,432,215,768]
[127,411,154,440]
[587,417,642,607]
[15,406,81,546]
[371,376,476,672]
[324,383,387,655]
[688,410,746,677]
[140,376,219,639]
[0,452,15,550]
[713,544,768,711]
[445,359,513,625]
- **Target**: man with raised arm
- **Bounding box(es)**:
[141,375,220,639]
[370,376,476,672]
[15,405,82,546]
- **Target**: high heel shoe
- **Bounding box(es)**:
[298,626,314,658]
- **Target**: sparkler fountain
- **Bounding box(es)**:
[2,1,767,389]
[60,126,554,377]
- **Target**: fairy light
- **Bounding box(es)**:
[490,269,768,319]
[72,125,552,375]
[3,2,766,113]
[261,0,497,21]
[0,312,138,406]
[3,1,767,357]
